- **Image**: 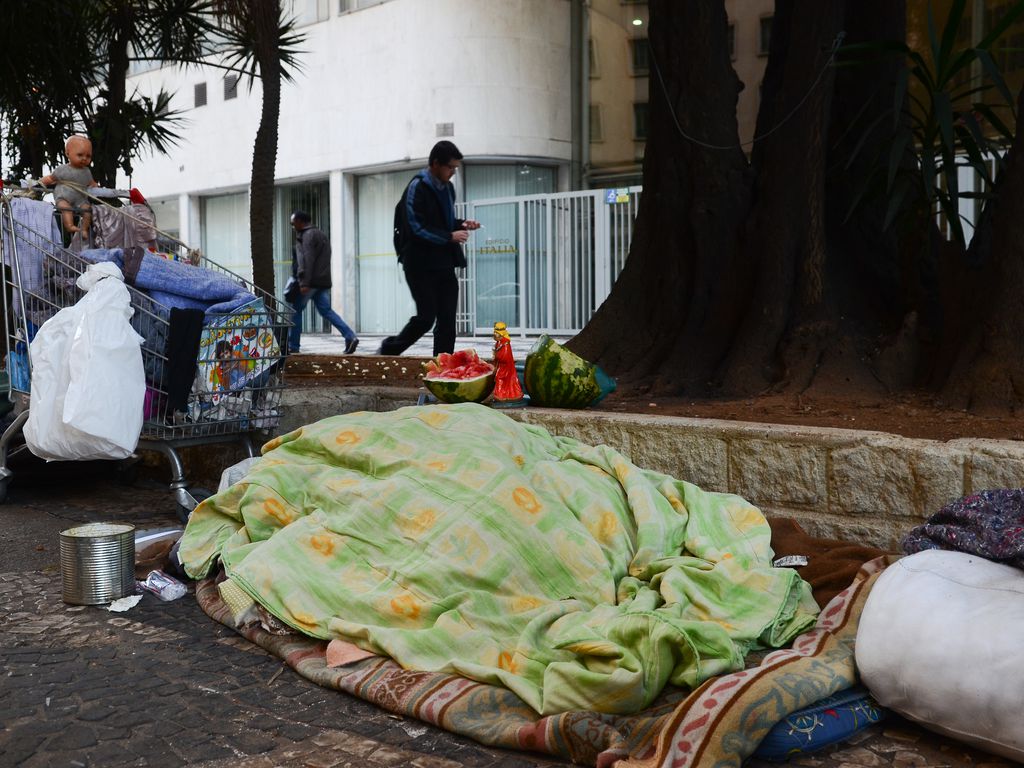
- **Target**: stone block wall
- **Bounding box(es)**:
[510,411,1024,549]
[279,386,1024,550]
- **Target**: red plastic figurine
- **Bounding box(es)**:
[492,321,524,402]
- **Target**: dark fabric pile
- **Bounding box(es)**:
[902,488,1024,567]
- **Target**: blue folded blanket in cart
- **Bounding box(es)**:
[81,246,256,317]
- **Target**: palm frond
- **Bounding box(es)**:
[214,0,306,84]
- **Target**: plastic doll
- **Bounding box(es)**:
[40,135,99,234]
[492,321,524,401]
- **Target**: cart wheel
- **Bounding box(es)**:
[175,487,213,524]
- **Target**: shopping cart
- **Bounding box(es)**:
[0,184,291,521]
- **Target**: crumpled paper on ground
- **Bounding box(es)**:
[107,594,143,612]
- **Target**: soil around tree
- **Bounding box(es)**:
[285,355,1024,443]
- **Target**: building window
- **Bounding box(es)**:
[588,38,600,78]
[194,82,207,108]
[630,38,650,75]
[223,74,239,100]
[728,23,736,60]
[339,0,392,12]
[463,164,556,201]
[462,164,556,331]
[589,104,603,142]
[759,16,772,56]
[633,102,649,140]
[355,170,415,333]
[289,0,329,24]
[150,197,181,252]
[200,192,250,279]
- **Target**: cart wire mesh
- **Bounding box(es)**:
[0,188,291,454]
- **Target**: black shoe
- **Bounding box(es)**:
[344,337,359,355]
[377,336,397,356]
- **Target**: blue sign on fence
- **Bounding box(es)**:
[604,188,631,204]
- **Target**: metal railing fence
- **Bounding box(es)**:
[456,186,641,335]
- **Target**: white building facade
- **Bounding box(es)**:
[123,0,593,336]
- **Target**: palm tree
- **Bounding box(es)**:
[0,0,301,296]
[214,0,304,295]
[0,3,95,178]
[85,0,219,185]
[0,0,215,183]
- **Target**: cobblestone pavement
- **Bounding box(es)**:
[0,468,1015,767]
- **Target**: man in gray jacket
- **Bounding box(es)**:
[287,210,359,355]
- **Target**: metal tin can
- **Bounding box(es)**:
[59,523,136,605]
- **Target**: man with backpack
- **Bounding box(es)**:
[380,140,480,356]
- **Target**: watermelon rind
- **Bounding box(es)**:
[523,335,604,408]
[423,371,495,404]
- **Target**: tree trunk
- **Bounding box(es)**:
[572,0,1024,413]
[568,0,752,393]
[247,0,282,296]
[941,84,1024,412]
[731,0,915,398]
[720,0,846,394]
[572,0,907,399]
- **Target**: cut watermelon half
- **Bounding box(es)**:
[422,349,496,403]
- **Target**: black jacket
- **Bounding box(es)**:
[403,169,466,271]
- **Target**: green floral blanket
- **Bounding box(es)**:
[180,403,818,715]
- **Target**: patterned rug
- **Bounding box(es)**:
[195,556,893,768]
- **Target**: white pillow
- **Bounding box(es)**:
[855,549,1024,762]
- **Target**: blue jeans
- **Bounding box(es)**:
[288,288,356,352]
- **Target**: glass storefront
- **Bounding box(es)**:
[463,164,556,200]
[194,112,570,338]
[463,164,556,331]
[275,181,331,333]
[199,183,330,332]
[200,192,250,279]
[355,169,417,334]
[355,163,555,334]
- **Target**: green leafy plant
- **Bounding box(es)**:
[842,0,1024,245]
[0,0,223,182]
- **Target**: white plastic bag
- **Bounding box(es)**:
[24,262,146,460]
